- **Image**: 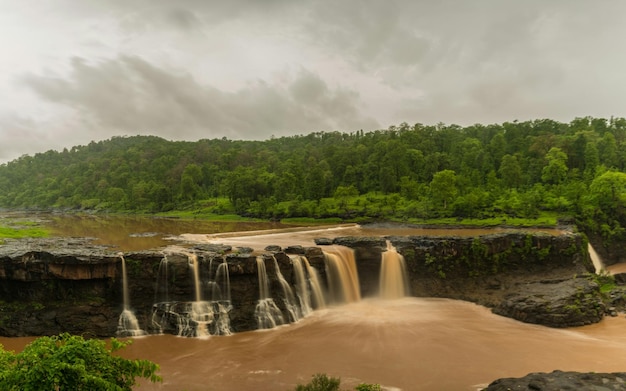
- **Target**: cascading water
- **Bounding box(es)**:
[151,251,232,337]
[180,253,212,338]
[379,241,410,299]
[154,254,170,303]
[290,254,326,314]
[117,253,145,337]
[211,261,233,336]
[254,256,285,329]
[271,256,301,322]
[588,243,605,274]
[323,246,361,304]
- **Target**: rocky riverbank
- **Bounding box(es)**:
[483,370,626,390]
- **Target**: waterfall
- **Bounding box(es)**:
[588,243,605,274]
[323,246,361,304]
[151,252,232,338]
[189,253,202,302]
[214,261,232,303]
[271,256,301,322]
[154,254,169,303]
[254,256,285,329]
[290,255,326,314]
[116,253,145,337]
[379,241,410,299]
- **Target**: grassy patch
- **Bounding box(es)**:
[401,214,559,227]
[280,217,345,225]
[155,211,263,221]
[0,225,49,239]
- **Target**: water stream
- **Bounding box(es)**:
[379,240,410,299]
[116,253,145,336]
[254,256,285,329]
[323,246,361,304]
[588,243,605,273]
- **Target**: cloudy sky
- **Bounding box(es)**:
[1,0,625,163]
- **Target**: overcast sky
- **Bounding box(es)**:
[1,1,626,163]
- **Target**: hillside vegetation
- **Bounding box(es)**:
[1,117,626,238]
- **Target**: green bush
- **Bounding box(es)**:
[0,333,161,391]
[293,373,382,391]
[356,384,382,391]
[295,374,341,391]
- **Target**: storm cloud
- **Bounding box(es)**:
[2,0,626,162]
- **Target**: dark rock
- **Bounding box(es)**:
[264,245,282,252]
[492,278,605,327]
[614,273,626,285]
[332,236,387,248]
[314,237,333,245]
[483,370,626,390]
[191,243,232,253]
[284,245,305,254]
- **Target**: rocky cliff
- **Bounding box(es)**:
[0,230,605,337]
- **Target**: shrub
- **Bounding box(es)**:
[0,333,161,391]
[295,373,342,391]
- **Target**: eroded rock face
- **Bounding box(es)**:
[492,278,606,327]
[0,230,601,337]
[482,370,626,391]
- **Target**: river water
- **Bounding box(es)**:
[1,216,624,390]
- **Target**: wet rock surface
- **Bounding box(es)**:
[482,370,626,390]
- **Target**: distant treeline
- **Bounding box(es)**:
[2,117,626,237]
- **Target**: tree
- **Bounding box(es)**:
[498,154,523,189]
[589,171,626,215]
[541,147,569,185]
[429,170,458,210]
[0,333,161,391]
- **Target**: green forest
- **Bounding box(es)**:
[1,116,626,239]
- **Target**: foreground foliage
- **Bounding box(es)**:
[0,333,161,391]
[294,374,381,391]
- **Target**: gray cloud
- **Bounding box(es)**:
[20,56,378,141]
[3,0,626,162]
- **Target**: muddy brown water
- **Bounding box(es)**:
[2,216,621,390]
[2,299,626,391]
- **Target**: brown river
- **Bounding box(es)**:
[1,215,626,390]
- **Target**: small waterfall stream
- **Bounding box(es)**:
[323,246,361,304]
[254,256,285,329]
[116,253,145,336]
[588,243,605,274]
[290,254,326,315]
[271,256,301,322]
[379,241,410,299]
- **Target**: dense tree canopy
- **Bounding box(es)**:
[2,116,626,238]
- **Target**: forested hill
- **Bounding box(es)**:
[2,117,626,235]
